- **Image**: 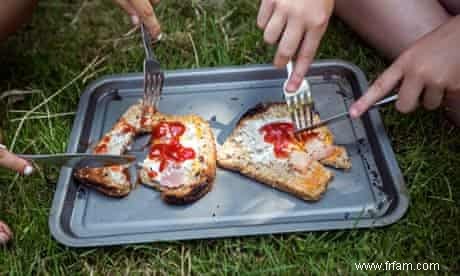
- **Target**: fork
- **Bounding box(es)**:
[141,24,164,110]
[283,61,315,134]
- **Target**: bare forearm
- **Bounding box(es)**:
[334,0,450,59]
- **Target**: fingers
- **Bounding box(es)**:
[274,18,304,68]
[286,29,323,92]
[0,221,13,245]
[114,0,137,16]
[114,0,140,25]
[350,63,403,118]
[127,0,161,38]
[0,222,12,237]
[257,0,275,29]
[422,85,445,110]
[0,145,33,175]
[396,76,424,113]
[258,1,331,92]
[263,7,287,46]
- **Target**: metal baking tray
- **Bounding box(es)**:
[49,60,408,247]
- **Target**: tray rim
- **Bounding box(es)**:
[49,59,409,247]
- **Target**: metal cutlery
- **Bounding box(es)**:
[141,24,164,110]
[17,153,136,169]
[283,61,315,135]
[294,94,399,133]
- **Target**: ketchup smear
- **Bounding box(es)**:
[94,144,108,154]
[94,136,110,153]
[94,121,135,154]
[149,121,196,172]
[140,116,149,129]
[259,122,318,158]
[121,121,136,134]
[259,122,295,158]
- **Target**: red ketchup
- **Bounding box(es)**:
[259,122,295,158]
[259,122,318,158]
[94,137,110,154]
[147,170,158,178]
[121,122,135,134]
[140,116,149,129]
[141,106,154,128]
[110,166,122,172]
[149,122,196,172]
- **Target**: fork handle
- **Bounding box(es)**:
[141,24,153,59]
[286,61,293,78]
[374,94,399,107]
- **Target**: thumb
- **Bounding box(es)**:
[0,144,34,175]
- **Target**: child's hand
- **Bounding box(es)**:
[113,0,162,39]
[350,16,460,118]
[0,144,33,176]
[257,0,335,91]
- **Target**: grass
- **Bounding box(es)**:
[0,0,459,274]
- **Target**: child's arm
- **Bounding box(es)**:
[257,0,335,92]
[350,15,460,118]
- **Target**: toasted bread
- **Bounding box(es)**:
[73,103,145,197]
[93,103,144,155]
[217,103,351,201]
[74,101,217,203]
[74,166,131,197]
[138,114,216,204]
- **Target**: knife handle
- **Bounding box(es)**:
[342,94,399,121]
[373,94,399,108]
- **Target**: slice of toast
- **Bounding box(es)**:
[74,165,131,197]
[93,103,144,155]
[139,113,216,204]
[73,103,145,197]
[217,103,351,201]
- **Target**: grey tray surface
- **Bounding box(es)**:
[49,60,408,247]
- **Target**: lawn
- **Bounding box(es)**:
[0,0,459,274]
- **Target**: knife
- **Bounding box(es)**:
[294,94,399,133]
[17,153,136,169]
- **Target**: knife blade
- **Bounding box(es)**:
[294,94,399,133]
[17,153,136,169]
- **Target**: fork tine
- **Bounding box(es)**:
[301,97,307,130]
[300,95,306,129]
[147,74,152,106]
[287,101,296,128]
[150,74,156,108]
[154,74,160,108]
[300,94,307,130]
[143,63,148,105]
[294,101,302,130]
[150,76,155,106]
[304,103,310,129]
[155,74,163,109]
[150,73,156,107]
[310,101,315,126]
